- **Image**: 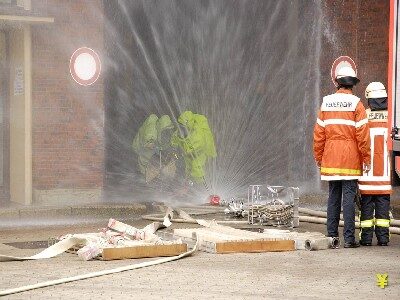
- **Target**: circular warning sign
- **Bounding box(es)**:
[331,56,357,86]
[69,47,101,86]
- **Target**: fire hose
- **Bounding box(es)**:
[143,213,248,225]
[299,215,400,234]
[0,218,198,296]
[143,206,400,235]
[299,207,400,227]
[143,210,340,250]
[248,202,294,225]
[0,237,198,297]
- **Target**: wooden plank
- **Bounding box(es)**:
[215,240,295,254]
[101,244,188,261]
[0,15,54,23]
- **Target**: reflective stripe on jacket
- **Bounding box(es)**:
[313,89,371,181]
[358,109,392,195]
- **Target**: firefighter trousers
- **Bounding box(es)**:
[327,180,357,243]
[360,194,390,244]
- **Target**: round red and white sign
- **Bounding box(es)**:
[331,56,357,86]
[69,47,101,86]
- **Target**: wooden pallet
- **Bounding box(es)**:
[174,227,295,253]
[59,241,188,261]
[175,235,294,253]
[101,243,188,260]
[213,239,294,253]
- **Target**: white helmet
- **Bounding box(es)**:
[335,66,359,86]
[365,82,387,99]
[336,66,357,79]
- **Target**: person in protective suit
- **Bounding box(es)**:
[132,114,158,181]
[358,82,392,246]
[132,114,177,183]
[313,66,371,248]
[154,115,178,182]
[171,111,217,184]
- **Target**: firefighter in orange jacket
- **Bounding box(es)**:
[313,66,371,248]
[358,82,391,246]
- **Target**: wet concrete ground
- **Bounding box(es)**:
[0,216,399,299]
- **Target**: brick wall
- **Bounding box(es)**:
[321,0,389,102]
[31,0,104,191]
[3,0,389,197]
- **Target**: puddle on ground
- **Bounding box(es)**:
[4,240,50,249]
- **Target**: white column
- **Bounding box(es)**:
[23,24,32,205]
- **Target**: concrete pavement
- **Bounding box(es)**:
[0,216,399,299]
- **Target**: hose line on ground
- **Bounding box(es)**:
[142,206,400,235]
[299,207,400,227]
[0,237,198,297]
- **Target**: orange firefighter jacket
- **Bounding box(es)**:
[313,89,371,180]
[358,109,392,195]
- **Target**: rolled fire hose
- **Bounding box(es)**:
[0,236,198,297]
[0,219,172,262]
[305,237,340,251]
[143,212,341,250]
[143,206,400,251]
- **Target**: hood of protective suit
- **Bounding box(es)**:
[157,115,174,132]
[178,111,195,130]
[132,114,158,153]
[142,114,158,145]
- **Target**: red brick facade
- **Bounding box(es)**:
[30,0,104,190]
[0,0,391,201]
[321,0,389,101]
